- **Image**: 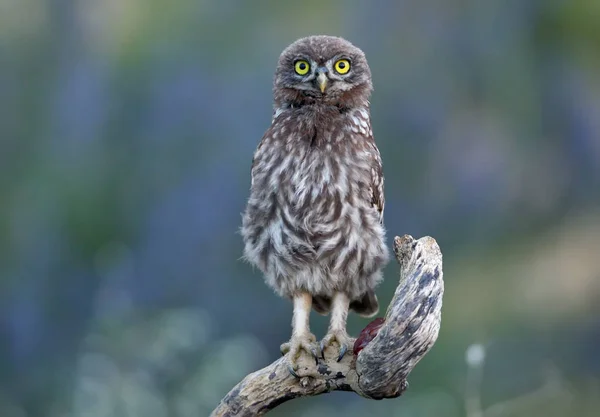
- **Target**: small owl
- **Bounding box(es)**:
[241,35,389,373]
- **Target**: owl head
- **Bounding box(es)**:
[273,36,373,109]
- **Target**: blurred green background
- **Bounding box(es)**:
[1,0,599,416]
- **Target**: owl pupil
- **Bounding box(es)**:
[338,62,346,69]
[299,63,306,70]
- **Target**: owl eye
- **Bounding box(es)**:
[334,59,351,74]
[294,60,310,75]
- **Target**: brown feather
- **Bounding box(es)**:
[241,36,389,313]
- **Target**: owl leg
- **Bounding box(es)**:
[320,292,353,362]
[280,292,320,377]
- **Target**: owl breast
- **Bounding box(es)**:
[242,105,389,300]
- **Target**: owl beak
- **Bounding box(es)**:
[316,72,328,93]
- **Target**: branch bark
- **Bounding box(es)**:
[211,235,444,416]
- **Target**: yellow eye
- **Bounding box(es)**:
[334,59,351,74]
[294,60,310,75]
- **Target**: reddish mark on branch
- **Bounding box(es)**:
[353,317,385,355]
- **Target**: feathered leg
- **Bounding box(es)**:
[320,292,352,361]
[280,292,320,376]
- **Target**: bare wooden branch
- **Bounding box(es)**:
[211,235,444,416]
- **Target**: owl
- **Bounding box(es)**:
[241,35,389,374]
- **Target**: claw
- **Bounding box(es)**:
[280,333,319,377]
[320,330,352,362]
[287,364,300,378]
[310,346,320,364]
[337,344,348,362]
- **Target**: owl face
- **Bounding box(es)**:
[273,36,373,108]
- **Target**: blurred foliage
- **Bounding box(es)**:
[1,0,599,416]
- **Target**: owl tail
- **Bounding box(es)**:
[350,290,380,318]
[312,295,332,315]
[313,290,379,317]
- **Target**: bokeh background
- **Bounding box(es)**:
[2,0,600,416]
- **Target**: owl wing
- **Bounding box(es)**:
[249,129,271,188]
[368,140,385,225]
[250,110,285,187]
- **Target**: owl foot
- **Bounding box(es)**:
[280,333,320,377]
[320,330,353,362]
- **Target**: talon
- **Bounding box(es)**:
[281,332,319,377]
[320,330,352,362]
[287,364,300,378]
[320,341,326,359]
[310,346,320,364]
[337,344,348,362]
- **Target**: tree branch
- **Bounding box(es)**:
[211,235,444,416]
